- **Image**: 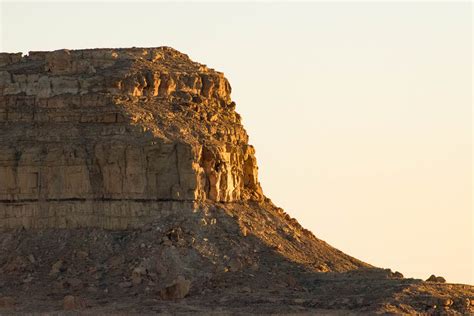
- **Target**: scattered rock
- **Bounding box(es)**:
[23,275,33,283]
[293,298,306,304]
[166,227,186,246]
[391,271,404,279]
[250,262,259,272]
[240,286,251,293]
[228,258,243,272]
[119,281,133,288]
[131,266,146,284]
[161,236,173,246]
[442,298,453,307]
[87,286,98,293]
[66,278,83,289]
[76,250,89,258]
[159,276,191,300]
[315,263,330,272]
[132,275,142,285]
[49,260,64,275]
[284,275,298,288]
[426,274,446,283]
[107,255,124,268]
[63,295,87,310]
[27,254,36,264]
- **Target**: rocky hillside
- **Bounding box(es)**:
[0,47,472,314]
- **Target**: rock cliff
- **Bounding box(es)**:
[0,48,472,315]
[0,47,262,230]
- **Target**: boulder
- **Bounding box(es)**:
[159,276,191,300]
[426,274,446,283]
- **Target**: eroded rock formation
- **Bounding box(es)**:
[0,47,262,229]
[0,48,472,315]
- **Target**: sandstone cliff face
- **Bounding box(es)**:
[0,47,263,229]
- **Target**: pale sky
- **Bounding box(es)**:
[1,1,472,284]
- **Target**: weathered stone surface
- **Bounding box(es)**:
[159,276,191,300]
[0,47,263,230]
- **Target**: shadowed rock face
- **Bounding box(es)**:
[0,47,263,229]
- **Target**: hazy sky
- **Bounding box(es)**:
[1,1,472,284]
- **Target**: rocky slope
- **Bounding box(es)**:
[0,47,472,314]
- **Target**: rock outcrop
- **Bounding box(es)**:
[0,47,472,315]
[0,47,262,229]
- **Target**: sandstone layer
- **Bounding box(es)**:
[0,47,262,230]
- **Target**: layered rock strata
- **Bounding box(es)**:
[0,47,263,229]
